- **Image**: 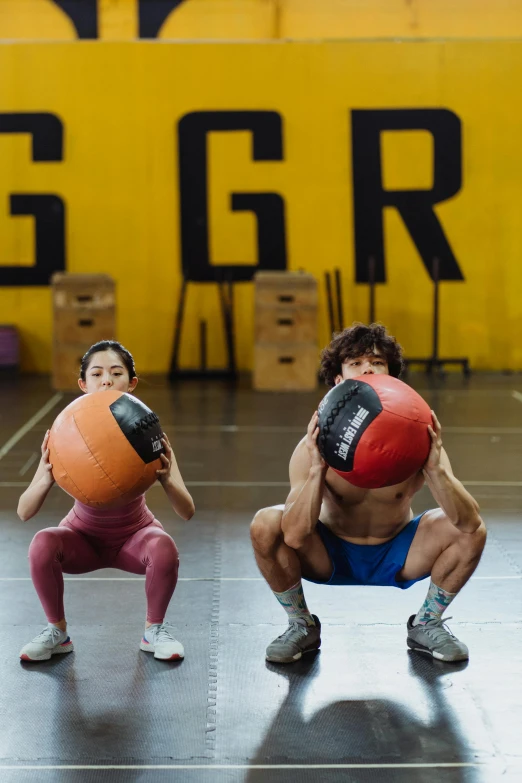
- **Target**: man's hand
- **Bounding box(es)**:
[423,411,443,475]
[306,411,327,472]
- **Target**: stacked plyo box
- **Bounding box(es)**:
[253,271,318,391]
[51,273,116,391]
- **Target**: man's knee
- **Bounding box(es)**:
[250,506,284,553]
[459,518,487,562]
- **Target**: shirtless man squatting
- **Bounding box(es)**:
[250,323,487,664]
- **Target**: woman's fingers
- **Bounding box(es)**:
[156,453,171,477]
[41,430,50,454]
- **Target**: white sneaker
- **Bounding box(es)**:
[20,625,74,662]
[140,623,184,660]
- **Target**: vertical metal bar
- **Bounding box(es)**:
[227,275,236,373]
[218,277,235,375]
[217,280,228,365]
[200,320,207,371]
[334,268,344,331]
[325,271,335,336]
[369,256,376,324]
[432,257,440,364]
[169,278,187,376]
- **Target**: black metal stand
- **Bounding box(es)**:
[368,256,376,324]
[325,268,344,335]
[168,276,238,381]
[404,258,470,377]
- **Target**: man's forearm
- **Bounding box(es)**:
[282,465,327,548]
[423,466,481,533]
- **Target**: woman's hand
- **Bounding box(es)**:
[156,433,173,485]
[38,431,55,488]
[155,432,195,520]
[17,431,55,521]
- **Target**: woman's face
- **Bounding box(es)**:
[78,349,138,394]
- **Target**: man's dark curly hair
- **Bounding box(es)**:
[319,323,404,386]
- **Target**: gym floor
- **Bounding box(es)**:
[0,373,521,783]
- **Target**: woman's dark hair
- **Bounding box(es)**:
[79,340,136,381]
[319,323,404,386]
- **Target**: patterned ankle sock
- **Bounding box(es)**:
[413,580,457,626]
[272,581,315,626]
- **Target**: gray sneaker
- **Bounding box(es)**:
[266,615,321,663]
[407,615,469,662]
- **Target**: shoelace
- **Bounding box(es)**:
[34,626,64,644]
[275,621,311,643]
[153,623,177,643]
[421,617,457,642]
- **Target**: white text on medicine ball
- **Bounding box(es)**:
[335,406,370,461]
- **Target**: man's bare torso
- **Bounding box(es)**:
[294,438,425,545]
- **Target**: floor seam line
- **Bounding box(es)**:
[205,524,221,757]
[486,532,522,576]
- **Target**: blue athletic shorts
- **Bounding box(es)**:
[303,512,431,589]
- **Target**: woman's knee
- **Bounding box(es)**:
[28,528,62,562]
[250,506,284,551]
[146,532,179,567]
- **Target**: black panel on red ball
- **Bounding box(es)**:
[317,375,432,488]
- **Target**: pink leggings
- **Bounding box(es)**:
[28,523,179,624]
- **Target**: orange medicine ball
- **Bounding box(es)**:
[48,391,165,508]
[317,375,432,488]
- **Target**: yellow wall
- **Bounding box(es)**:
[278,0,522,40]
[160,0,276,40]
[1,40,521,371]
[0,0,77,40]
[3,0,522,41]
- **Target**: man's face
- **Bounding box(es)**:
[334,351,389,385]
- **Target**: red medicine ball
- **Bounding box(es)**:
[48,391,165,508]
[317,375,432,488]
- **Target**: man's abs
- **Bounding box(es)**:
[319,468,424,544]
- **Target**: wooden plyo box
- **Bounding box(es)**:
[254,271,318,309]
[253,343,319,392]
[253,271,319,392]
[51,273,115,311]
[255,305,317,344]
[51,274,116,391]
[52,309,116,346]
[51,343,90,392]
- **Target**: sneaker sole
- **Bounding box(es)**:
[407,638,469,662]
[266,643,321,664]
[154,653,184,661]
[20,642,74,662]
[139,641,184,661]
